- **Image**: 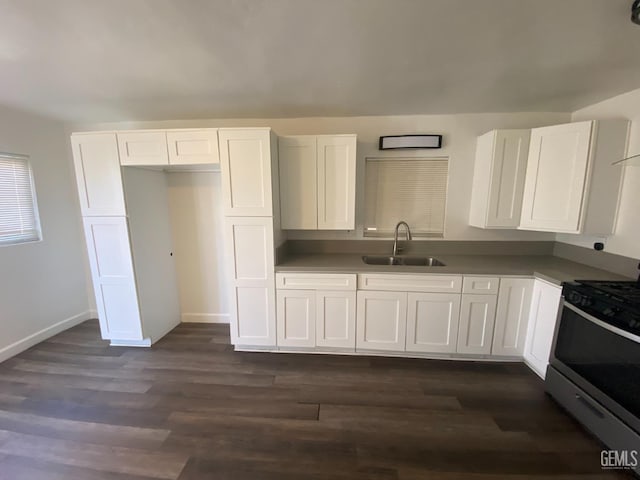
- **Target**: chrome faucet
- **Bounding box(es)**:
[392,221,412,256]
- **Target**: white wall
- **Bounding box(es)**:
[167,171,229,322]
[0,105,90,362]
[556,88,640,260]
[72,111,569,241]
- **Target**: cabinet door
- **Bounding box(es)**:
[225,216,276,346]
[277,290,315,347]
[117,131,168,166]
[219,129,273,216]
[316,290,356,349]
[524,280,562,378]
[520,121,593,233]
[279,136,317,229]
[167,129,219,165]
[317,135,356,230]
[82,217,143,341]
[356,291,407,351]
[71,133,126,216]
[486,130,530,228]
[492,278,533,356]
[406,293,461,353]
[457,294,497,354]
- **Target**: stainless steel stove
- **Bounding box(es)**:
[546,280,640,475]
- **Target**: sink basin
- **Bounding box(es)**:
[362,255,445,266]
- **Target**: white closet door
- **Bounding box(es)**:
[457,294,497,354]
[117,131,169,166]
[219,129,273,216]
[356,290,407,351]
[519,121,593,233]
[279,136,318,229]
[83,217,143,341]
[71,133,126,216]
[277,290,316,347]
[406,293,461,354]
[316,290,356,349]
[167,129,220,165]
[225,216,276,346]
[317,135,356,230]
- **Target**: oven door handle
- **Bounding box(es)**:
[563,302,640,345]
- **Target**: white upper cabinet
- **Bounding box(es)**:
[469,129,530,229]
[71,133,126,216]
[117,131,169,166]
[457,294,497,355]
[219,128,273,216]
[279,136,318,229]
[278,134,356,230]
[317,135,357,229]
[524,279,562,378]
[492,278,533,356]
[519,120,628,234]
[405,293,461,354]
[166,129,220,166]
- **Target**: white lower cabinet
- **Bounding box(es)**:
[405,293,461,353]
[275,273,357,350]
[492,278,533,356]
[225,217,276,346]
[356,291,407,351]
[316,291,356,349]
[277,290,316,347]
[457,294,497,354]
[524,279,562,378]
[82,216,143,341]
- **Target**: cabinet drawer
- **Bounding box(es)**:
[276,273,357,291]
[463,276,500,295]
[358,274,462,293]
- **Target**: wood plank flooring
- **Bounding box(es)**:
[0,320,632,479]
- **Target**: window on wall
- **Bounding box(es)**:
[0,153,41,245]
[364,157,448,238]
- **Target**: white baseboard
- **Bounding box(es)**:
[181,313,230,324]
[110,338,152,347]
[88,309,98,319]
[0,310,92,363]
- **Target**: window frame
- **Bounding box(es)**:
[0,152,42,247]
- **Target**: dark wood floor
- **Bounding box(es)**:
[0,320,631,479]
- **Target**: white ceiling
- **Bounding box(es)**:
[1,0,639,122]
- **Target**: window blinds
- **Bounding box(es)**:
[364,157,448,237]
[0,153,41,245]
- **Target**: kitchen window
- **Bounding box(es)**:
[0,153,41,246]
[364,157,448,237]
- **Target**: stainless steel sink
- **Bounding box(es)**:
[362,255,445,266]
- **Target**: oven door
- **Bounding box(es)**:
[551,302,640,434]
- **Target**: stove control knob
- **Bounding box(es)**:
[568,292,583,304]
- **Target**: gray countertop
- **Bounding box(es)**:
[275,253,631,285]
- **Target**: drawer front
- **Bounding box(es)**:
[358,274,462,293]
[463,276,500,295]
[276,273,357,291]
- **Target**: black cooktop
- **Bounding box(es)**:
[578,280,640,307]
[563,280,640,337]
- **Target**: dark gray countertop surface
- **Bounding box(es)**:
[275,253,632,285]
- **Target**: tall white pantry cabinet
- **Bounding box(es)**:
[71,129,221,346]
[219,128,282,347]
